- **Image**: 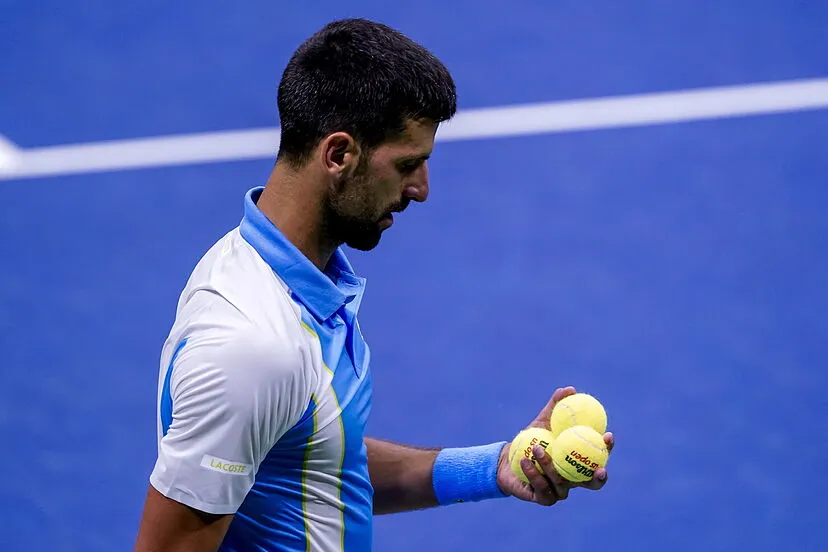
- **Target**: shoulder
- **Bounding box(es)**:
[167,231,318,400]
[178,231,303,332]
[172,320,311,402]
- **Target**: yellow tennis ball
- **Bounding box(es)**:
[549,393,607,438]
[551,425,609,482]
[509,427,555,484]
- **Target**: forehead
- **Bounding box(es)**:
[373,119,437,159]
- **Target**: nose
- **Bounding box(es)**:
[403,163,429,203]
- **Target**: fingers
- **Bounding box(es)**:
[534,386,578,426]
[521,444,575,506]
[520,457,565,506]
[577,432,614,491]
[604,431,615,453]
[577,467,608,491]
[533,445,573,497]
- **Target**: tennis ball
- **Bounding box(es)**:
[509,427,555,484]
[549,393,607,438]
[551,425,609,482]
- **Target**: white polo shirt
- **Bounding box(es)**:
[149,186,374,551]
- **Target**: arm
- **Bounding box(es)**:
[366,438,440,514]
[134,486,233,552]
[366,437,509,514]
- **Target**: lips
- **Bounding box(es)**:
[383,207,402,220]
[380,201,408,224]
[379,213,394,229]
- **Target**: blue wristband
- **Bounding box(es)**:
[431,441,509,505]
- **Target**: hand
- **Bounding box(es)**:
[496,386,615,506]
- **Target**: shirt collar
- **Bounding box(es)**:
[239,186,365,322]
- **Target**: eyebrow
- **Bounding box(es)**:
[399,153,431,163]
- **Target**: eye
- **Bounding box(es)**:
[397,160,422,175]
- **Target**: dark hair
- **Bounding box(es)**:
[276,18,457,166]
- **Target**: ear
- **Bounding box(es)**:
[320,132,361,180]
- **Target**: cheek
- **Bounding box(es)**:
[374,170,402,200]
[346,176,387,219]
[362,172,396,208]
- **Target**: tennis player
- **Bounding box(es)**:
[134,18,613,552]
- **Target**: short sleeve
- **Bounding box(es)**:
[149,326,311,514]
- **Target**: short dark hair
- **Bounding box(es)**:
[276,18,457,166]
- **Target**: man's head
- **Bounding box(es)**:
[276,18,457,250]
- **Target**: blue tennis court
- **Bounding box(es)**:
[1,2,827,550]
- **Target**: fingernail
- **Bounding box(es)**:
[534,446,546,460]
[597,470,607,481]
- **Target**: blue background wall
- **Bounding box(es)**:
[1,2,827,550]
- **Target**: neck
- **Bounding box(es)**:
[256,161,339,271]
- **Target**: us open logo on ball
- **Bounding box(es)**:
[563,449,599,477]
[551,425,609,482]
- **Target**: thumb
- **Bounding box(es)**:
[533,386,577,426]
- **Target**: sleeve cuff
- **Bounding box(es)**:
[149,474,239,515]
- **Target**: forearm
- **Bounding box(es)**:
[366,437,441,514]
[365,437,509,515]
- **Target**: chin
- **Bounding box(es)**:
[344,233,383,252]
[345,236,379,251]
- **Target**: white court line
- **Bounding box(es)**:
[0,134,21,173]
[1,77,827,181]
[437,77,828,141]
[0,128,281,181]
